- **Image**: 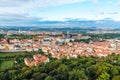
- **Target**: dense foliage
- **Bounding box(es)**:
[9,34,39,39]
[0,53,120,80]
[75,33,120,43]
[0,34,5,39]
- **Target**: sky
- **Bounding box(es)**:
[0,0,120,26]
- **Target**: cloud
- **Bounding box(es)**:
[108,12,118,15]
[92,0,98,4]
[0,0,87,26]
[0,13,41,26]
[0,0,87,14]
[98,12,118,15]
[0,0,119,26]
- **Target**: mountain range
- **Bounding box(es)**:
[1,19,120,29]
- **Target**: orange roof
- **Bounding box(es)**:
[0,39,8,44]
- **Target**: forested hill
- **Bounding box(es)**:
[0,19,120,28]
[0,54,120,80]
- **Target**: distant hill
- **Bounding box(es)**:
[0,19,120,28]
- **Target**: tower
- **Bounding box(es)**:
[67,31,69,38]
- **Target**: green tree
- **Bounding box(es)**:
[97,72,110,80]
[110,66,119,77]
[69,69,88,80]
[38,49,45,55]
[45,76,56,80]
[0,72,8,80]
[112,76,120,80]
[57,64,68,80]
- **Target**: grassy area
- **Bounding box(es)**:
[0,51,37,69]
[0,52,30,70]
[0,60,14,69]
[0,52,28,57]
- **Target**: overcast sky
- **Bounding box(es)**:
[0,0,120,26]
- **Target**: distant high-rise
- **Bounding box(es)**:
[67,31,69,38]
